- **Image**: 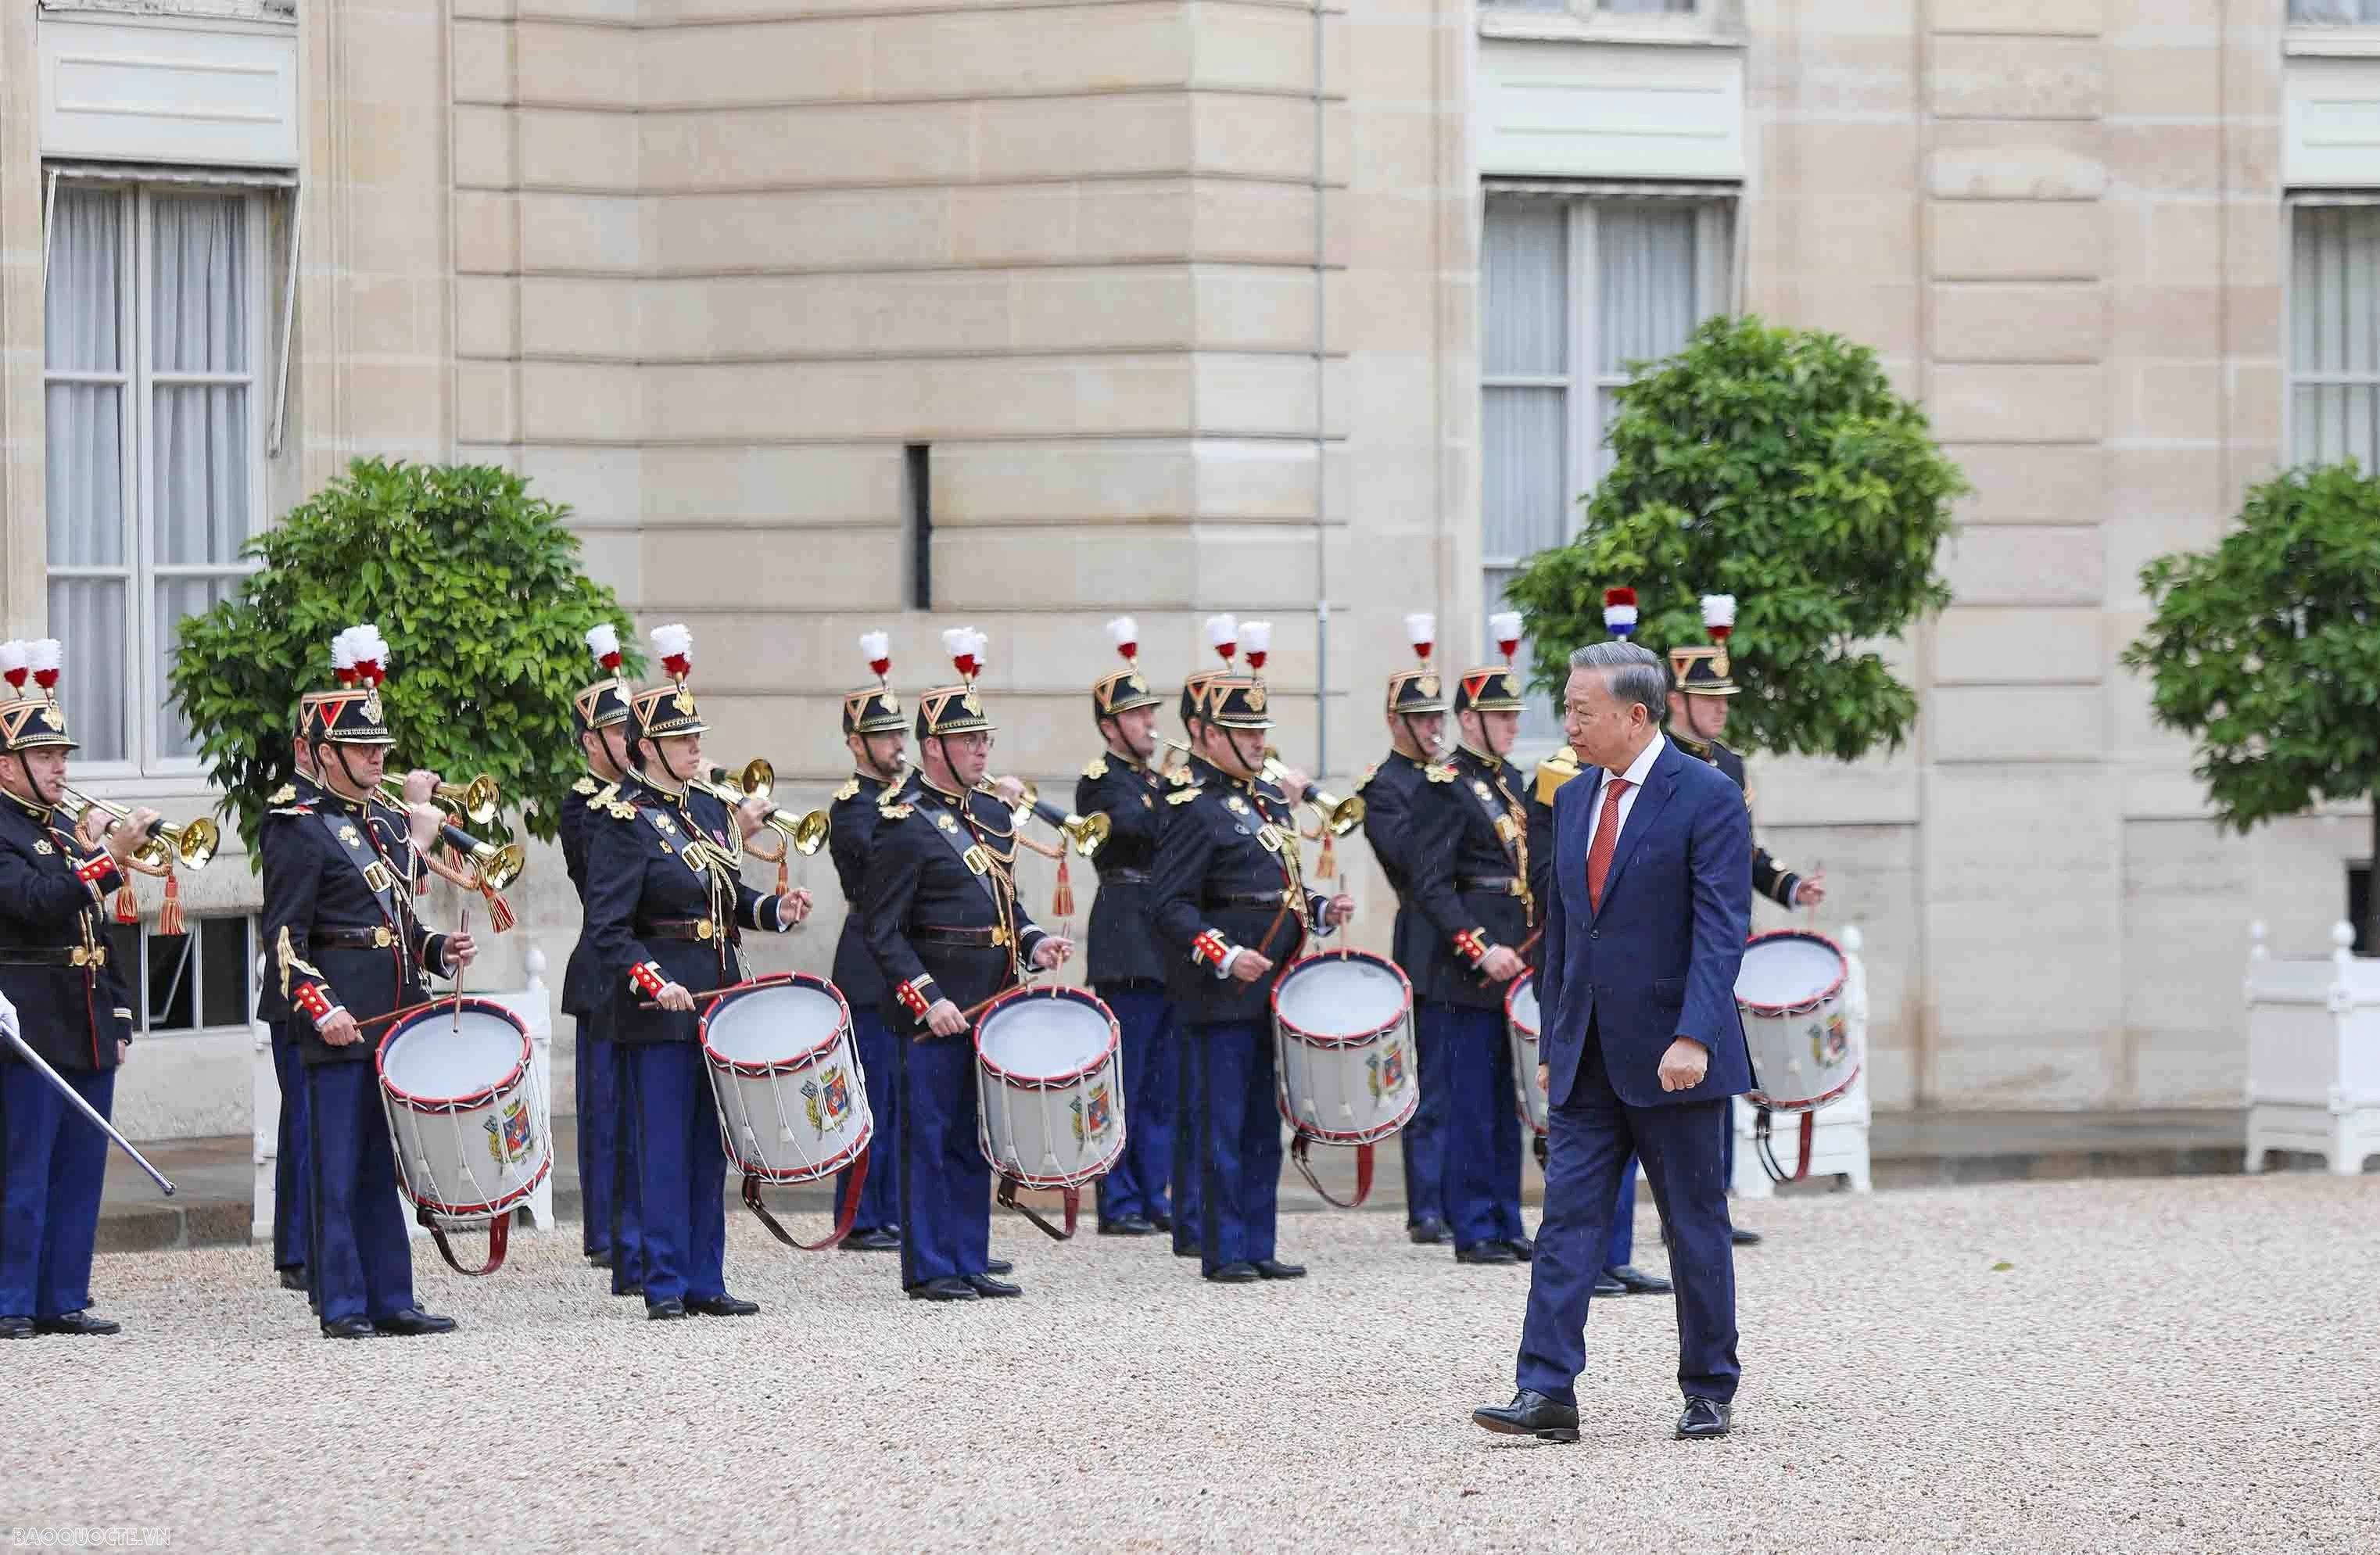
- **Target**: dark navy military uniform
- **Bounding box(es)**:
[582,769,793,1313]
[257,772,319,1292]
[1680,735,1806,911]
[0,784,137,1330]
[862,773,1050,1292]
[561,770,643,1292]
[1151,740,1335,1280]
[826,764,912,1241]
[1360,747,1455,1234]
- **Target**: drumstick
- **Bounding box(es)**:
[1805,858,1823,920]
[452,907,471,1033]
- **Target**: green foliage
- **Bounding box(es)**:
[1503,316,1964,761]
[169,459,641,862]
[2120,461,2380,835]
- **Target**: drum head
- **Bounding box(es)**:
[1507,976,1539,1037]
[1736,933,1846,1012]
[980,995,1110,1082]
[382,1008,527,1104]
[706,981,846,1066]
[1277,955,1406,1037]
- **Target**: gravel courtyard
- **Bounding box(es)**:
[9,1173,2377,1554]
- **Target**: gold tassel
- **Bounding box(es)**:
[157,866,187,937]
[1316,829,1338,884]
[1052,851,1075,921]
[776,851,791,897]
[112,880,140,926]
[417,853,435,896]
[479,886,518,935]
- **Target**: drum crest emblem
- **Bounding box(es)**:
[484,1097,536,1165]
[1813,1012,1848,1066]
[801,1066,852,1136]
[1366,1041,1407,1100]
[1070,1084,1114,1144]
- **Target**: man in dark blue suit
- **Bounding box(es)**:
[1473,638,1752,1443]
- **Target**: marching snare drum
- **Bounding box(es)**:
[1734,929,1858,1113]
[976,986,1124,1238]
[701,973,873,1184]
[1505,972,1548,1139]
[1271,950,1416,1209]
[378,999,550,1274]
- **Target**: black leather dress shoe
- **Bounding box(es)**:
[1205,1260,1260,1283]
[1472,1390,1579,1443]
[1676,1396,1731,1439]
[35,1310,120,1336]
[588,1250,613,1270]
[1732,1227,1763,1247]
[1504,1237,1536,1262]
[1174,1241,1202,1259]
[646,1299,690,1320]
[278,1266,310,1293]
[1456,1242,1518,1265]
[841,1227,901,1252]
[1253,1258,1306,1280]
[1591,1271,1628,1298]
[985,1257,1014,1275]
[907,1277,980,1302]
[1099,1213,1159,1236]
[614,1282,645,1299]
[320,1315,375,1340]
[1606,1264,1672,1295]
[373,1309,457,1337]
[0,1314,35,1340]
[1408,1220,1451,1245]
[965,1273,1022,1298]
[688,1295,760,1317]
[1150,1211,1174,1233]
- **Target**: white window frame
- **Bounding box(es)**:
[2281,195,2380,464]
[107,914,260,1038]
[43,178,269,777]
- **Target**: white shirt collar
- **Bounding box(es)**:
[1611,731,1665,790]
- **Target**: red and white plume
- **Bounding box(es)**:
[651,623,694,683]
[1604,588,1638,640]
[942,626,986,683]
[27,639,62,694]
[968,629,991,677]
[1490,611,1524,665]
[1404,613,1435,668]
[350,625,390,686]
[1241,620,1272,673]
[1701,594,1737,643]
[1204,614,1238,666]
[586,623,622,673]
[0,640,27,694]
[859,629,891,684]
[1106,616,1139,667]
[332,629,360,686]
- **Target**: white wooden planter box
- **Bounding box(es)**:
[2245,922,2380,1176]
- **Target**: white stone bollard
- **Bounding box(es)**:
[2243,919,2380,1175]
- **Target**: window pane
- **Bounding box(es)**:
[1484,385,1569,562]
[1597,204,1703,374]
[153,385,252,564]
[201,917,252,1030]
[2289,206,2380,463]
[2291,1,2380,22]
[47,578,128,763]
[154,575,243,759]
[2294,385,2380,467]
[45,189,124,374]
[146,930,196,1032]
[1483,200,1568,378]
[151,195,249,375]
[45,383,127,567]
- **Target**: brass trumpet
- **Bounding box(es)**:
[377,773,500,827]
[980,779,1109,858]
[700,759,830,855]
[56,788,219,872]
[430,822,529,893]
[1161,737,1364,835]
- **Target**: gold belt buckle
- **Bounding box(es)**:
[373,926,395,949]
[70,946,89,968]
[696,919,715,941]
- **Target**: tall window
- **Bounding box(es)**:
[101,917,257,1035]
[2289,204,2380,464]
[1480,193,1731,741]
[2291,1,2380,22]
[45,184,263,769]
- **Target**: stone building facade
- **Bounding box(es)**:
[0,0,2371,1136]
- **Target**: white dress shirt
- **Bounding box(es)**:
[1590,732,1668,851]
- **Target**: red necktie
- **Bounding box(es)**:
[1586,778,1630,912]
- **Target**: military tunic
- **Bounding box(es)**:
[824,765,915,1238]
[256,774,319,1284]
[1359,747,1458,1231]
[560,771,640,1284]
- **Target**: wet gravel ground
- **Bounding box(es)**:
[7,1173,2377,1554]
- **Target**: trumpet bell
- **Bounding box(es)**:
[475,843,528,892]
[453,774,500,827]
[741,758,776,801]
[171,816,221,870]
[787,808,830,856]
[1315,793,1365,837]
[1065,811,1110,859]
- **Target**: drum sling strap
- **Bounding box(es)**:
[997,1177,1081,1241]
[1753,1106,1816,1184]
[420,1209,512,1277]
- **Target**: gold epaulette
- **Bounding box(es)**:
[1081,755,1108,780]
[1167,786,1202,806]
[1354,762,1378,793]
[266,783,296,805]
[1425,763,1457,784]
[1533,744,1582,806]
[571,775,598,796]
[269,803,314,818]
[1166,766,1192,787]
[602,794,636,820]
[832,777,861,802]
[878,801,915,821]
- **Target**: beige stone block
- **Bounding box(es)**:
[640,19,872,108]
[344,363,448,446]
[452,19,515,104]
[2228,362,2282,453]
[1195,439,1324,521]
[1076,181,1207,263]
[342,271,421,357]
[516,19,639,107]
[637,445,901,525]
[2107,200,2223,286]
[935,440,1197,524]
[1193,180,1329,266]
[1928,1022,2119,1108]
[341,6,443,109]
[518,193,643,274]
[930,527,1208,613]
[339,102,413,189]
[1935,0,2102,34]
[1930,35,2104,120]
[1771,280,1921,360]
[2106,283,2224,360]
[453,360,518,444]
[633,272,1011,358]
[1012,269,1195,352]
[642,526,903,611]
[645,357,1195,442]
[519,360,642,441]
[517,446,644,521]
[656,189,952,273]
[1930,120,2107,201]
[1930,200,2105,280]
[1192,267,1326,353]
[520,276,643,358]
[1931,281,2105,363]
[1943,442,2102,525]
[2105,44,2220,119]
[1194,3,1320,92]
[453,192,520,274]
[1769,120,1920,201]
[1941,523,2106,605]
[1344,11,1429,101]
[1751,27,1917,116]
[975,95,1194,181]
[568,527,642,597]
[2223,281,2281,359]
[453,275,517,359]
[643,104,977,192]
[1934,606,2105,686]
[873,5,1191,99]
[1929,683,2106,761]
[520,109,638,191]
[2103,124,2230,199]
[2103,504,2226,611]
[2111,360,2222,443]
[1193,94,1344,183]
[1931,364,2106,442]
[2103,445,2223,525]
[1195,354,1328,438]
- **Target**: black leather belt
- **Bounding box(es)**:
[314,926,399,950]
[1457,876,1522,896]
[1203,890,1292,910]
[0,944,108,968]
[1102,867,1152,886]
[637,918,735,944]
[910,923,1012,948]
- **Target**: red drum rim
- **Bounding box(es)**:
[1735,928,1848,1018]
[406,1156,553,1221]
[1278,1088,1418,1148]
[700,973,855,1079]
[1271,948,1413,1050]
[1747,1062,1860,1116]
[996,1151,1122,1192]
[974,985,1120,1091]
[728,1122,873,1185]
[375,998,532,1116]
[1504,970,1539,1039]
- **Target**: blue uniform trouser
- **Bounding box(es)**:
[897,1028,991,1287]
[1515,1029,1739,1407]
[843,1005,901,1235]
[306,1061,418,1325]
[575,1016,617,1260]
[0,1062,113,1320]
[1095,985,1180,1226]
[604,1036,646,1293]
[1401,1004,1453,1230]
[270,1022,311,1273]
[621,1041,728,1306]
[1192,1019,1281,1276]
[1440,1004,1525,1252]
[1170,1024,1204,1255]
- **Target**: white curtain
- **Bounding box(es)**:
[1594,204,1701,481]
[2290,205,2380,466]
[1482,200,1569,722]
[45,188,131,763]
[2291,1,2380,23]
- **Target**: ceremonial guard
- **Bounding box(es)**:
[1357,614,1457,1245]
[561,624,643,1295]
[825,631,912,1254]
[861,630,1070,1302]
[0,640,142,1338]
[261,700,323,1297]
[1151,662,1353,1284]
[583,625,809,1320]
[261,625,476,1338]
[1406,631,1536,1264]
[1076,618,1179,1238]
